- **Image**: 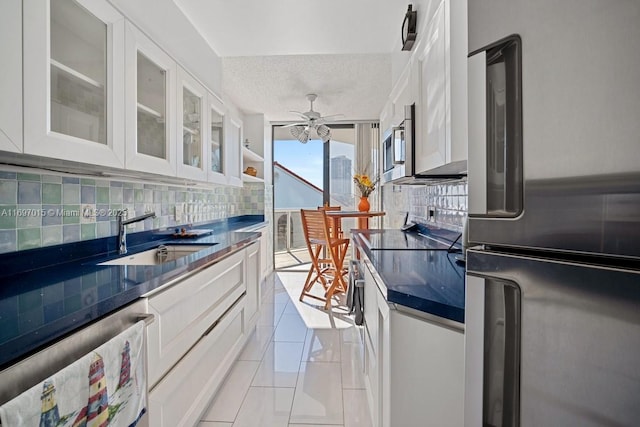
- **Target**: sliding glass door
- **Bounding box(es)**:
[273,124,355,269]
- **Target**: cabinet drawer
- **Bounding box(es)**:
[149,297,246,427]
[147,249,246,386]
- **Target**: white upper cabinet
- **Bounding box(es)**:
[18,1,241,184]
[389,64,412,127]
[23,0,125,167]
[225,116,243,187]
[407,0,468,174]
[125,22,177,176]
[379,100,393,136]
[416,0,447,172]
[0,0,22,153]
[176,67,207,181]
[207,92,227,185]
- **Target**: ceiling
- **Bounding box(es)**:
[173,0,406,122]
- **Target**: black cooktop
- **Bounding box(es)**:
[361,229,461,251]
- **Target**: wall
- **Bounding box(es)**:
[0,167,264,254]
[273,165,322,209]
[382,179,467,232]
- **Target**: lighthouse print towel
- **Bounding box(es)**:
[0,321,146,427]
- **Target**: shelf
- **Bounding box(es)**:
[137,102,163,119]
[242,173,264,183]
[242,146,264,162]
[50,59,103,89]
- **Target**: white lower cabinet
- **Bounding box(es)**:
[388,309,464,427]
[244,241,260,327]
[146,248,246,386]
[258,226,271,293]
[148,300,246,427]
[363,262,464,427]
[146,244,260,426]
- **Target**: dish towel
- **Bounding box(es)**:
[0,321,147,427]
[346,261,364,326]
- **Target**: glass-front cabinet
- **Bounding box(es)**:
[23,0,125,167]
[208,93,226,184]
[0,0,22,153]
[19,1,247,185]
[125,22,177,176]
[136,52,167,159]
[176,67,207,181]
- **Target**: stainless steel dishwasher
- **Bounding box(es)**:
[0,299,153,426]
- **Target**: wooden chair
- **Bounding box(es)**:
[300,209,350,309]
[317,205,342,238]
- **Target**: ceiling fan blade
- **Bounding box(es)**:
[289,111,310,120]
[280,122,307,128]
[319,113,344,121]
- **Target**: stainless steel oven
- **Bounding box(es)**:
[381,104,414,184]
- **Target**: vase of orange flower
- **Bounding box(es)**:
[353,172,378,212]
[357,196,370,212]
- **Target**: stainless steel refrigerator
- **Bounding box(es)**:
[464,1,640,426]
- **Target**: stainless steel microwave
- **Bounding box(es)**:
[382,104,415,184]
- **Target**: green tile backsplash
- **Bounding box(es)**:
[42,183,62,204]
[0,168,265,254]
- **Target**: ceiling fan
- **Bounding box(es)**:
[283,94,343,143]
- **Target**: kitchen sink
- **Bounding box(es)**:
[98,244,217,266]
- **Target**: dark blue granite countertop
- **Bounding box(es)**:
[352,229,465,324]
[0,215,266,369]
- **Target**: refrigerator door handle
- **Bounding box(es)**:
[468,51,487,215]
[465,274,521,427]
[468,35,523,218]
[464,275,485,427]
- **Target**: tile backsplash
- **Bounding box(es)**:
[382,179,467,232]
[0,169,264,253]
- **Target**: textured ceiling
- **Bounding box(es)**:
[222,54,391,122]
[173,0,402,122]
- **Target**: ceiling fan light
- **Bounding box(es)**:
[290,125,309,144]
[299,128,310,144]
[290,125,303,138]
[316,124,331,142]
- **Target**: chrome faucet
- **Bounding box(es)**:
[117,209,156,255]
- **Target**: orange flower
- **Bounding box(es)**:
[353,172,379,197]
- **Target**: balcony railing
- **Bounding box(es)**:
[274,208,361,270]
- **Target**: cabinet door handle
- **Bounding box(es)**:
[136,313,155,326]
[203,291,246,336]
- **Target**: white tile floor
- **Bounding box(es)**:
[199,271,373,427]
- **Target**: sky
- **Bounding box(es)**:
[274,138,354,188]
